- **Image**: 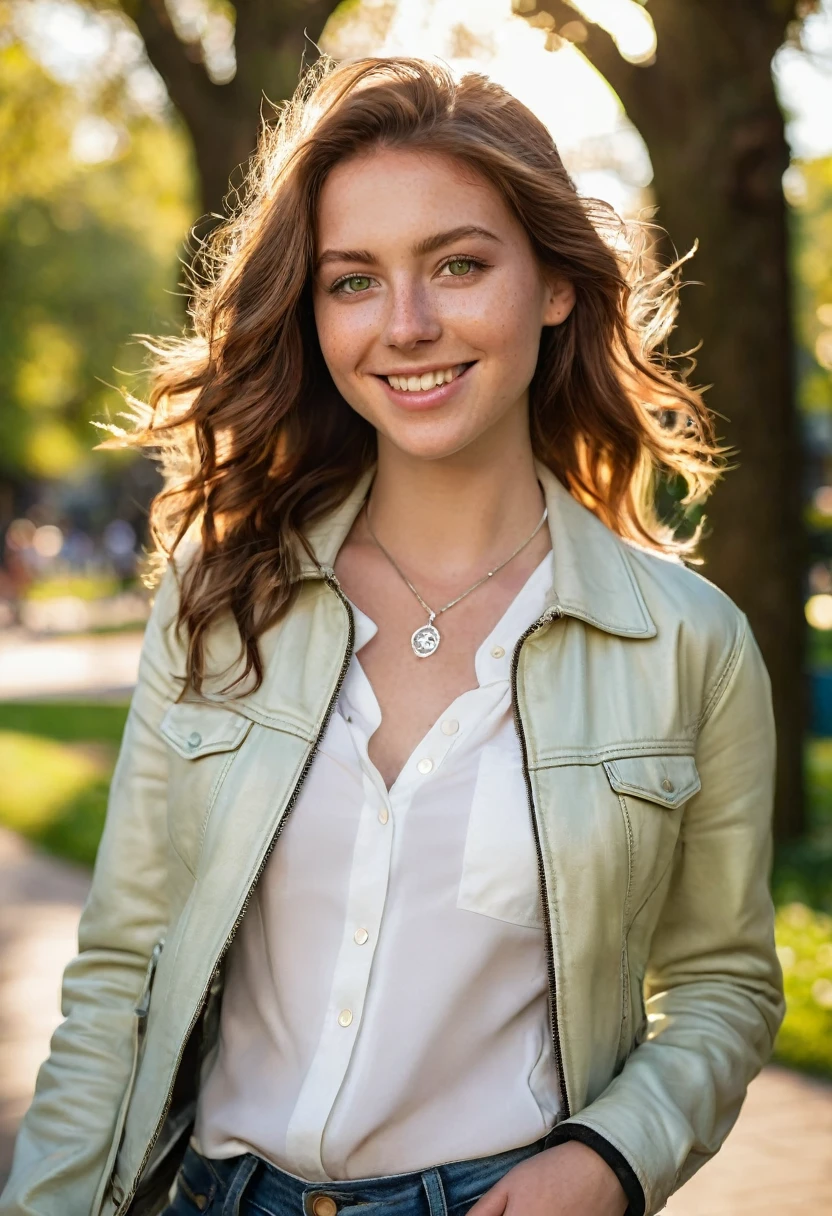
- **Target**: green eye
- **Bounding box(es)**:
[446,258,473,276]
[343,275,371,293]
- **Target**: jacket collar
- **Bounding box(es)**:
[298,461,656,640]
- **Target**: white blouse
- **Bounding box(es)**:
[193,553,562,1180]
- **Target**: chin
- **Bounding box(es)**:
[375,418,486,463]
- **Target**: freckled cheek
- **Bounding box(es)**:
[315,303,380,379]
[316,313,369,379]
[451,292,538,366]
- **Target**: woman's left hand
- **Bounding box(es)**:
[467,1141,629,1216]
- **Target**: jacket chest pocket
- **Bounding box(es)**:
[603,753,701,927]
[159,701,255,873]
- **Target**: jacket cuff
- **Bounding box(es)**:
[546,1122,646,1216]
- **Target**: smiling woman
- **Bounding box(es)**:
[1,56,782,1216]
[108,56,721,700]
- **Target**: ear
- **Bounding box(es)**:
[542,275,576,327]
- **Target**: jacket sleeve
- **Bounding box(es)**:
[0,568,183,1216]
[549,614,785,1215]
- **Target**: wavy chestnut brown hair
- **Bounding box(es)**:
[107,55,722,695]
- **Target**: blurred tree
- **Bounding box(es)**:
[521,0,818,840]
[121,0,343,233]
[791,158,832,417]
[0,25,195,516]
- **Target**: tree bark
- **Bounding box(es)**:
[543,0,806,838]
[133,0,342,231]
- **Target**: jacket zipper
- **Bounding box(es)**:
[510,605,570,1119]
[116,574,355,1215]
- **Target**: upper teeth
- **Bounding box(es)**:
[386,364,467,392]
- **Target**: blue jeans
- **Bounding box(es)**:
[163,1134,556,1216]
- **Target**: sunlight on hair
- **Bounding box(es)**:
[323,0,650,216]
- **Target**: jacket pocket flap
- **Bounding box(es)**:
[160,701,254,759]
[603,754,701,809]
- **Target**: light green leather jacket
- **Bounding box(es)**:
[0,464,784,1216]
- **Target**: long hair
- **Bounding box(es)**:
[107,56,721,695]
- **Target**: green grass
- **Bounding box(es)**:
[770,737,832,1078]
[0,699,829,1078]
[0,702,130,745]
[25,574,121,602]
[0,702,129,867]
[774,903,832,1077]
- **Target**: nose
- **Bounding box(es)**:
[380,278,442,350]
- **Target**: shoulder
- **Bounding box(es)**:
[622,542,756,716]
[627,543,746,637]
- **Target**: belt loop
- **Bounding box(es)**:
[421,1168,448,1216]
[222,1154,259,1216]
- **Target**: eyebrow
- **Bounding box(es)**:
[315,225,502,270]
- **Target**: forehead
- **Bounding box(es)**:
[315,146,519,249]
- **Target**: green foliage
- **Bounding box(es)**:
[0,29,196,486]
[773,904,832,1078]
[770,738,832,1076]
[789,157,832,414]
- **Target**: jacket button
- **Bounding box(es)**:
[661,778,674,793]
[310,1195,338,1216]
[187,731,202,749]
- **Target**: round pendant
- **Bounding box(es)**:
[411,622,441,658]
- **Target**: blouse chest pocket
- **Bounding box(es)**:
[603,753,701,923]
[159,700,255,873]
[457,744,544,931]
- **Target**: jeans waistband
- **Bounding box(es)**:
[176,1131,557,1216]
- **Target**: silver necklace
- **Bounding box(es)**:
[365,501,549,658]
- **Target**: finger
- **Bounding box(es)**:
[466,1184,509,1216]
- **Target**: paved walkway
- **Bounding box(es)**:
[0,631,144,700]
[1,828,830,1209]
[0,829,91,1186]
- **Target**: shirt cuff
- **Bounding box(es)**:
[545,1122,646,1216]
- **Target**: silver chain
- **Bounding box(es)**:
[364,501,549,622]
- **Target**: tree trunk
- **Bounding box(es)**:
[545,0,806,838]
[134,0,342,229]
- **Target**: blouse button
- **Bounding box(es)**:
[417,757,434,774]
[354,928,369,945]
[490,645,505,659]
[337,1009,353,1028]
[441,719,459,735]
[378,807,389,825]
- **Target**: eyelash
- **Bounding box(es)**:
[327,254,490,295]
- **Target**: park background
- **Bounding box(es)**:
[1,0,831,1208]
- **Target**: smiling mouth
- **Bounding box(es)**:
[377,362,475,393]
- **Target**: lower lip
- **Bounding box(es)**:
[376,364,475,412]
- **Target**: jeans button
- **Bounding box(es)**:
[309,1195,338,1216]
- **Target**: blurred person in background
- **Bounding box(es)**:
[0,57,784,1216]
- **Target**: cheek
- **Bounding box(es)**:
[313,295,378,378]
[456,279,544,378]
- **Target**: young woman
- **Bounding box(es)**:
[1,57,783,1216]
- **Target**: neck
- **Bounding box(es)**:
[366,433,546,582]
